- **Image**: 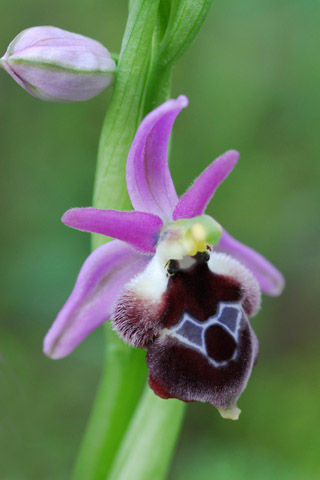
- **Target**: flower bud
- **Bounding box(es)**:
[0,26,116,102]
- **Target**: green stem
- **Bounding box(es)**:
[72,2,160,479]
[158,0,214,67]
[72,0,215,478]
[143,0,214,118]
[72,328,147,480]
[108,387,186,480]
[143,63,173,117]
[142,0,173,115]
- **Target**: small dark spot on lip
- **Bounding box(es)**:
[205,325,237,362]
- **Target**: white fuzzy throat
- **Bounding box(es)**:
[125,254,169,304]
[208,251,261,316]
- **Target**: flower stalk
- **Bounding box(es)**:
[71,329,147,480]
[73,1,163,477]
[39,0,283,477]
[70,0,220,479]
[108,387,186,480]
[71,0,183,478]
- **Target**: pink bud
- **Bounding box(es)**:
[0,26,116,102]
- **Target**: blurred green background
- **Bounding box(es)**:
[0,0,319,478]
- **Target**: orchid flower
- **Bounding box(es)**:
[43,95,284,419]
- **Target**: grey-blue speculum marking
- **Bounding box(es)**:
[163,302,242,368]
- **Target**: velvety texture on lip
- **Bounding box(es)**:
[115,254,259,413]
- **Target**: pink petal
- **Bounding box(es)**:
[173,150,239,220]
[217,229,285,296]
[126,96,188,221]
[62,208,163,253]
[5,26,112,57]
[43,240,150,359]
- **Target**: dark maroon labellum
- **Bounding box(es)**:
[146,261,258,410]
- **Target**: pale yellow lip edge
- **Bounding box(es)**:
[218,406,241,420]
